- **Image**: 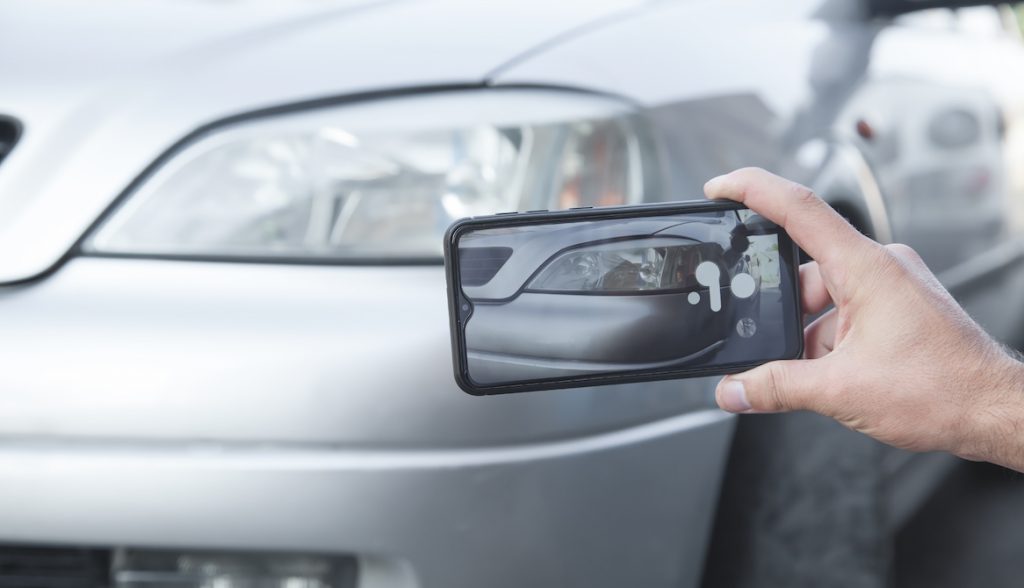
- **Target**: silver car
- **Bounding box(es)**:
[2,1,1024,587]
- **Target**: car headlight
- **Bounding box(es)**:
[528,238,719,293]
[86,90,653,261]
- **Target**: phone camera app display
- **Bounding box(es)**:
[455,208,791,387]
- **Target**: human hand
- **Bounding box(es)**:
[704,168,1024,470]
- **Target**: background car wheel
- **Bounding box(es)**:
[701,412,891,588]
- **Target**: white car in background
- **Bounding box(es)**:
[1,1,1023,587]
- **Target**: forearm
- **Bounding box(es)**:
[955,354,1024,472]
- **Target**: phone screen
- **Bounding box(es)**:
[446,203,802,394]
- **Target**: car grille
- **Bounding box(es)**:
[0,117,19,168]
[0,545,110,588]
[458,246,514,286]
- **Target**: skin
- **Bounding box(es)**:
[704,167,1024,473]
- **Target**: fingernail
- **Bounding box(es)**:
[704,175,727,196]
[719,379,752,413]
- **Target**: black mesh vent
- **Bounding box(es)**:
[459,246,513,287]
[0,117,19,167]
[0,545,109,588]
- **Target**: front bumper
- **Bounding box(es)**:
[0,410,733,587]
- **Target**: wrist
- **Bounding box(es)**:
[954,352,1024,471]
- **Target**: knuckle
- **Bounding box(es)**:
[885,242,923,265]
[735,166,767,178]
[876,244,916,277]
[788,182,820,208]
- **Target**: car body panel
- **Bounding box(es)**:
[467,291,729,360]
[0,257,718,445]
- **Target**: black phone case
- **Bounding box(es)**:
[444,200,804,395]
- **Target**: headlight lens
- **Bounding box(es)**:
[528,238,720,293]
[86,90,651,260]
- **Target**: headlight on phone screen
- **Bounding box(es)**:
[85,90,653,261]
[528,238,718,293]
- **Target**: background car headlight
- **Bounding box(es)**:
[86,90,654,261]
[527,238,717,293]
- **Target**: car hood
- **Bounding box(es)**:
[0,0,643,283]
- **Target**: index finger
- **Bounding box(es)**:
[704,167,875,265]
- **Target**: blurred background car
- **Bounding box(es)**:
[1,1,1024,587]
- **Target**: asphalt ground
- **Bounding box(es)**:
[894,461,1024,587]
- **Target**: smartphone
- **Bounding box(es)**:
[444,201,803,395]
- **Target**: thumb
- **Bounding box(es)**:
[716,359,828,413]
